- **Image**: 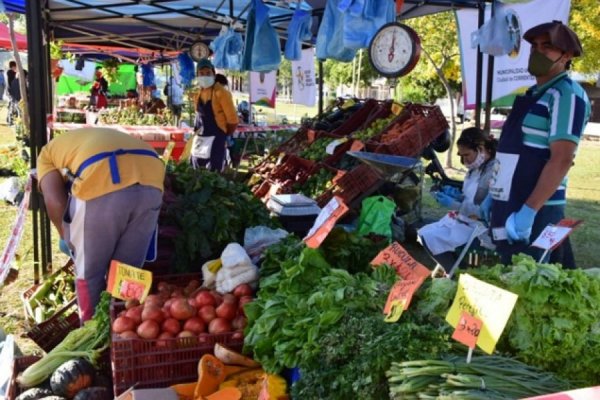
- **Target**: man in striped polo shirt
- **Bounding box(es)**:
[487,21,590,268]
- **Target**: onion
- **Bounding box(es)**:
[137,320,160,339]
[208,318,232,334]
[183,317,206,334]
[198,305,217,324]
[125,305,143,324]
[222,293,238,305]
[113,316,136,334]
[161,318,181,335]
[232,284,253,298]
[170,298,196,320]
[142,305,165,323]
[195,291,216,307]
[119,330,139,340]
[231,315,247,331]
[216,302,237,321]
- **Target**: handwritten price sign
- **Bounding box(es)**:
[452,311,483,349]
[304,196,349,249]
[383,277,426,323]
[532,219,583,251]
[106,260,153,302]
[371,242,431,280]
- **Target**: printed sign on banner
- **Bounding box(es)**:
[292,48,316,107]
[371,242,431,280]
[456,0,571,108]
[106,260,153,302]
[249,71,277,108]
[446,274,518,354]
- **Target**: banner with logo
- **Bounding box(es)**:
[292,48,317,107]
[249,70,277,108]
[456,0,571,108]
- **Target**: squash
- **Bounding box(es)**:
[213,344,259,367]
[73,386,111,400]
[202,387,242,400]
[219,369,265,399]
[258,374,288,400]
[15,387,53,400]
[194,354,226,398]
[223,365,253,378]
[49,359,95,398]
[170,382,197,400]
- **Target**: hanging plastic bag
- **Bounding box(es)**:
[357,195,396,240]
[211,28,244,70]
[338,0,365,16]
[284,9,313,61]
[316,0,357,62]
[242,0,281,72]
[342,0,395,50]
[243,226,289,264]
[471,7,514,56]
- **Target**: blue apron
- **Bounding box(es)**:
[191,90,227,172]
[66,148,160,262]
[490,78,565,260]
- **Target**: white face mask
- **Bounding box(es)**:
[464,150,485,170]
[198,76,215,89]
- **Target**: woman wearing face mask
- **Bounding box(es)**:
[418,127,498,271]
[190,58,239,171]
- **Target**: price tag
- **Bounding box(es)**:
[531,219,582,251]
[446,274,517,354]
[326,138,348,155]
[452,311,483,349]
[383,299,406,323]
[304,196,349,249]
[383,277,425,322]
[521,386,600,400]
[391,102,404,115]
[162,141,175,162]
[106,260,153,302]
[371,242,431,280]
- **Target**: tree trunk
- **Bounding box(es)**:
[8,13,30,137]
[422,48,456,169]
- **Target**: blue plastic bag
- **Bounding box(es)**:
[211,28,244,70]
[284,9,312,61]
[242,0,281,72]
[316,0,357,61]
[471,7,514,56]
[342,0,395,50]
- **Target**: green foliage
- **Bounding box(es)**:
[164,163,276,272]
[571,0,600,74]
[320,227,388,275]
[324,50,379,90]
[101,58,120,83]
[467,254,600,386]
[293,168,335,198]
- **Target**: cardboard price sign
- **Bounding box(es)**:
[446,274,518,354]
[162,141,175,162]
[106,260,153,302]
[531,219,583,251]
[304,196,349,249]
[452,311,483,349]
[383,276,426,323]
[371,242,431,280]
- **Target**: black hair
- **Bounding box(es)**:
[215,73,228,86]
[565,60,572,70]
[457,127,498,158]
[9,61,16,68]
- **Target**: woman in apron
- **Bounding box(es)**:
[418,128,498,271]
[190,58,239,171]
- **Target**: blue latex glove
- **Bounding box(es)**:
[479,194,493,223]
[505,205,537,243]
[441,185,462,200]
[59,239,72,257]
[434,192,456,208]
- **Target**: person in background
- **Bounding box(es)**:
[418,127,498,272]
[36,127,165,321]
[90,67,108,109]
[190,58,238,171]
[481,21,591,269]
[0,70,5,101]
[164,75,185,126]
[144,89,166,114]
[6,61,17,124]
[7,69,27,125]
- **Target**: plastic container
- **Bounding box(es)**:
[267,194,321,216]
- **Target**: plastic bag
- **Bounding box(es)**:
[242,0,281,71]
[342,0,395,50]
[211,28,244,70]
[284,9,313,61]
[243,226,289,264]
[216,264,259,293]
[220,243,253,270]
[471,7,514,56]
[316,0,357,61]
[357,195,396,239]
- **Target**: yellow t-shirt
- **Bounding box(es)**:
[37,127,165,201]
[196,83,239,133]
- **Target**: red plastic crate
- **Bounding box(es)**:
[110,300,242,395]
[274,127,311,155]
[317,164,382,207]
[330,98,379,136]
[267,155,315,186]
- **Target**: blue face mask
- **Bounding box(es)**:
[198,76,215,89]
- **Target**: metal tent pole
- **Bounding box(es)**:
[26,0,52,280]
[483,1,496,134]
[474,2,485,129]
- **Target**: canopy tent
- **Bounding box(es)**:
[11,0,494,278]
[0,22,27,50]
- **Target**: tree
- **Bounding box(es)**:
[277,59,292,99]
[404,11,461,168]
[322,51,379,96]
[570,0,600,74]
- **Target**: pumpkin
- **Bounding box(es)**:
[49,359,95,398]
[202,387,242,400]
[194,354,226,398]
[214,344,259,367]
[73,387,111,400]
[219,369,265,399]
[170,382,197,400]
[15,387,53,400]
[258,374,288,400]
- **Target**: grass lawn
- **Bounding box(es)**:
[0,103,598,356]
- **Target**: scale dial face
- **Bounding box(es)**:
[189,41,210,62]
[369,22,421,78]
